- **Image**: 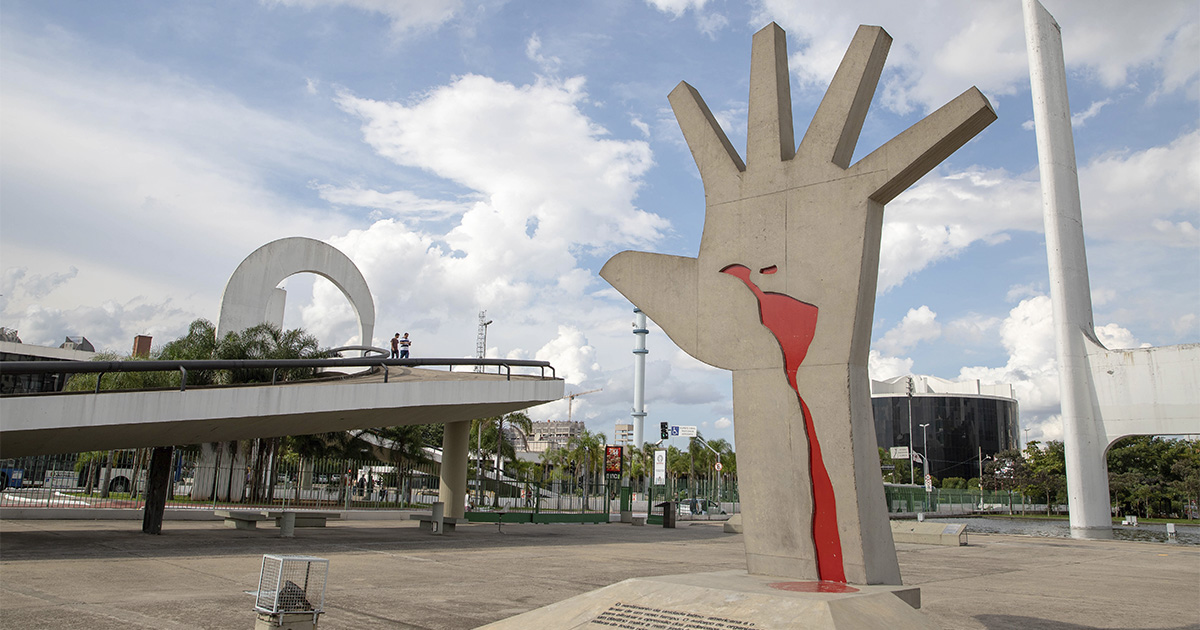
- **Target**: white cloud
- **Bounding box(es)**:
[1071,98,1111,127]
[959,295,1059,417]
[753,0,1198,114]
[336,75,665,254]
[1079,130,1200,245]
[535,325,600,386]
[646,0,708,19]
[312,182,470,220]
[944,313,1002,347]
[1173,313,1198,337]
[526,33,562,75]
[1093,322,1142,350]
[714,417,732,429]
[875,306,941,355]
[868,350,913,381]
[880,168,1041,291]
[263,0,462,35]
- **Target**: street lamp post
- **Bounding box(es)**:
[907,377,915,485]
[919,423,931,481]
[920,422,931,513]
[494,415,504,508]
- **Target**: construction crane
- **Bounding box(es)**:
[562,388,602,422]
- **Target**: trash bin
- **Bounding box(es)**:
[655,501,676,529]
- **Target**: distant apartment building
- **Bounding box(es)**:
[613,423,633,447]
[523,420,584,453]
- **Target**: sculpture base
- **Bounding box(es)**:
[476,570,928,629]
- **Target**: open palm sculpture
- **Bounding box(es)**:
[602,23,995,584]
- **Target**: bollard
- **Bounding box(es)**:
[1166,523,1176,540]
[917,512,925,522]
[279,512,296,538]
[431,501,445,535]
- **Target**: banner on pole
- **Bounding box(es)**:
[653,450,667,485]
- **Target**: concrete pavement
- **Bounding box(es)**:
[1,516,1197,629]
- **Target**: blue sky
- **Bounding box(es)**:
[2,0,1196,449]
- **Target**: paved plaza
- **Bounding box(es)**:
[1,516,1197,629]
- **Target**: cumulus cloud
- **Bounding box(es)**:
[878,129,1198,293]
[1093,322,1143,350]
[535,325,600,386]
[263,0,461,35]
[336,75,665,253]
[875,306,941,355]
[714,417,732,429]
[868,350,913,381]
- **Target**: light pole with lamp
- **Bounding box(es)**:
[978,447,993,510]
[919,423,931,480]
[920,422,931,512]
[907,377,915,485]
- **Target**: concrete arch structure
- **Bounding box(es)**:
[217,237,375,347]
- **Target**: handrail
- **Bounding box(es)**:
[0,357,558,388]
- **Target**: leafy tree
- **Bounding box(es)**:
[877,447,913,484]
[1108,436,1199,518]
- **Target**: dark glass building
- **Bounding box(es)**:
[871,375,1020,482]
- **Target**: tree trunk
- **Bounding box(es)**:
[142,447,174,535]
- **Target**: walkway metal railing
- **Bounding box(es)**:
[0,356,557,394]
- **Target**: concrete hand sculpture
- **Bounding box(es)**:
[602,23,995,584]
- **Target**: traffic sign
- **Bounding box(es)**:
[714,462,723,472]
[924,473,933,492]
[677,425,698,438]
[653,450,667,485]
[889,446,909,459]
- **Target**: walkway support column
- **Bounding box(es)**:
[142,446,174,535]
[440,420,470,519]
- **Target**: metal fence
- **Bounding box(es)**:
[0,449,616,515]
[883,484,1031,515]
[2,450,1036,518]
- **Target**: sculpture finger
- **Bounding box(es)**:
[746,23,796,169]
[856,86,997,204]
[669,81,744,205]
[797,25,891,169]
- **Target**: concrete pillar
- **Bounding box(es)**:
[141,446,174,535]
[440,420,470,519]
[1023,0,1112,534]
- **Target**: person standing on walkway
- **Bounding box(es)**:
[399,333,412,358]
[390,333,401,359]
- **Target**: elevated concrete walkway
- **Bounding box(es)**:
[0,366,562,457]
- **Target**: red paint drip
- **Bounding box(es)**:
[768,581,859,594]
[722,264,846,583]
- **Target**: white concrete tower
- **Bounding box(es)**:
[631,308,649,448]
[1023,0,1112,534]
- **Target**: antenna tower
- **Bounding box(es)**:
[474,310,492,373]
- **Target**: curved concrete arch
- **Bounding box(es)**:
[217,237,375,348]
